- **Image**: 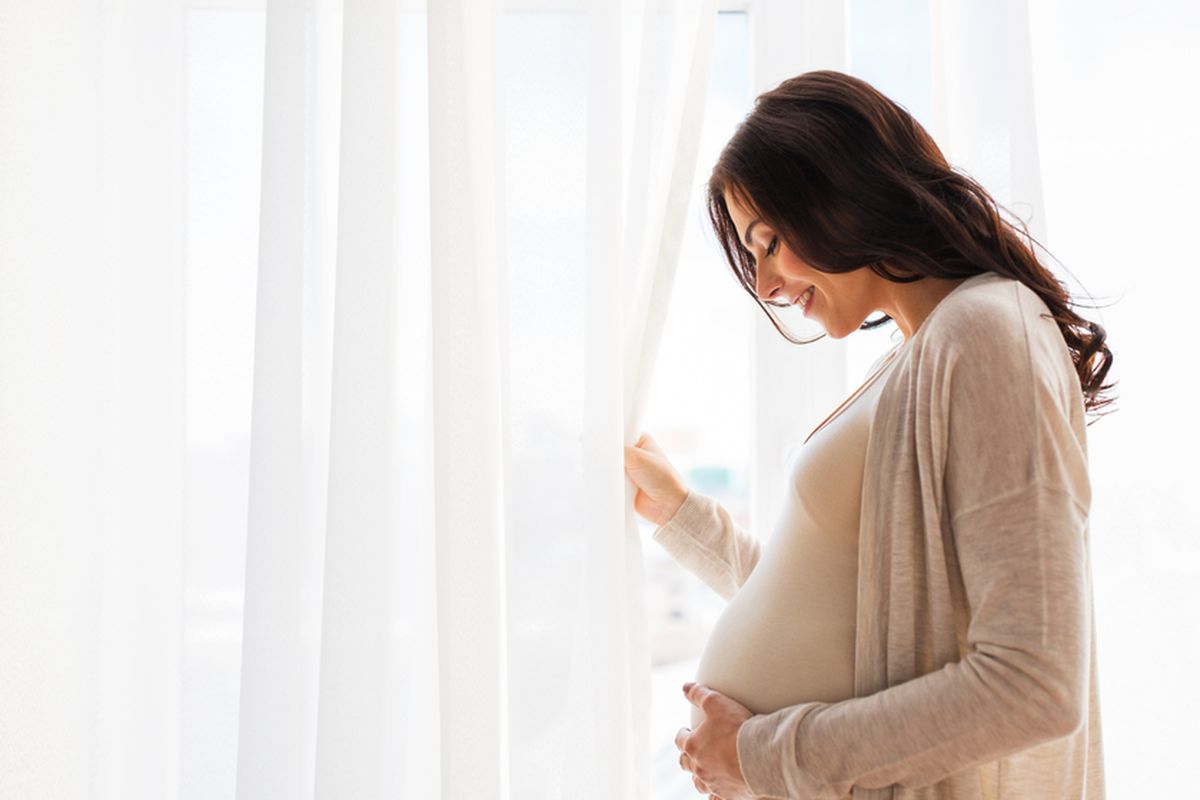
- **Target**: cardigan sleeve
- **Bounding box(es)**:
[651,489,762,601]
[734,303,1093,798]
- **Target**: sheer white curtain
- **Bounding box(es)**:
[0,0,715,797]
[242,0,715,796]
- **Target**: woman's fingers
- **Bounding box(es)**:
[623,446,649,478]
[638,431,667,455]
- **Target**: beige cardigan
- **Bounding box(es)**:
[652,271,1105,799]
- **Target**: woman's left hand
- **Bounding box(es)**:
[676,682,755,799]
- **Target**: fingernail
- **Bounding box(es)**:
[683,682,695,693]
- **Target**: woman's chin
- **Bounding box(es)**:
[821,321,851,339]
[821,315,863,340]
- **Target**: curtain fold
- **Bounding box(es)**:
[237,3,318,799]
[587,2,718,797]
[312,0,405,794]
[427,0,508,797]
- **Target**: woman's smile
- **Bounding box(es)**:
[798,285,816,315]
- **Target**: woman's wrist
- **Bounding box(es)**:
[660,487,690,526]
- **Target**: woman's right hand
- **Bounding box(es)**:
[623,431,690,527]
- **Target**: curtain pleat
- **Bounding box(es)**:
[237,3,318,800]
[313,0,404,795]
[427,0,508,797]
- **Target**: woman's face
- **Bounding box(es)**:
[723,189,885,340]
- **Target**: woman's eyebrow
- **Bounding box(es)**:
[743,219,761,247]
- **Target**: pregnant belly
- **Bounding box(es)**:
[687,552,857,731]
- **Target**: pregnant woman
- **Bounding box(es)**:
[623,71,1114,800]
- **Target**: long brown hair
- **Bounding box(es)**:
[706,70,1116,421]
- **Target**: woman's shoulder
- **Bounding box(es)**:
[916,270,1079,394]
[926,271,1024,335]
[920,272,1062,357]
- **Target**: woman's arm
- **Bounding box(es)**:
[734,298,1094,798]
[652,489,762,601]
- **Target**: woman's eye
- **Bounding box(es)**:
[766,236,779,257]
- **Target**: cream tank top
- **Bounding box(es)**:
[690,341,906,731]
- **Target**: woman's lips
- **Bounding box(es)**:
[798,285,815,315]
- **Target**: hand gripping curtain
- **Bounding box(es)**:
[237,1,716,799]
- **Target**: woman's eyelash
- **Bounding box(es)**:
[747,236,779,267]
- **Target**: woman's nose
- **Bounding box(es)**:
[756,269,785,303]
